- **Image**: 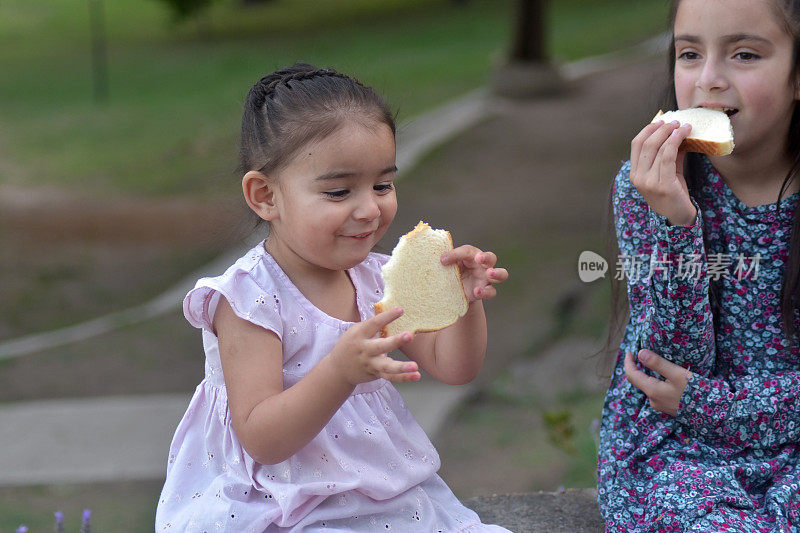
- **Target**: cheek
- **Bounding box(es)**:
[286,198,338,234]
[379,194,398,225]
[674,71,693,107]
[745,80,795,113]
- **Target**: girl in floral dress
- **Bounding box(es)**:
[598,0,800,530]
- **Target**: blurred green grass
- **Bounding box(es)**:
[0,481,163,532]
[0,0,668,196]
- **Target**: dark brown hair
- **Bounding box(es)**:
[238,62,396,177]
[605,0,800,353]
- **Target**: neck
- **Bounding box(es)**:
[263,232,360,322]
[264,233,348,290]
[708,142,798,207]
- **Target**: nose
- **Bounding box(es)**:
[695,56,729,93]
[353,191,380,221]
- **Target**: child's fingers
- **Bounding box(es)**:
[476,251,497,268]
[372,355,420,382]
[362,306,404,337]
[636,349,688,383]
[443,248,499,275]
[380,369,422,383]
[638,122,679,174]
[624,351,666,396]
[631,121,663,177]
[675,149,687,178]
[474,285,497,300]
[380,356,417,374]
[470,267,507,300]
[441,245,481,267]
[370,331,414,355]
[656,124,691,186]
[487,267,509,283]
[624,351,650,393]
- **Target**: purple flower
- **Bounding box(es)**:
[54,511,65,533]
[81,509,92,533]
[16,526,28,533]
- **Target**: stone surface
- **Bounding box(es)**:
[0,381,463,486]
[467,489,604,532]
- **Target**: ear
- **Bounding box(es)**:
[242,170,279,222]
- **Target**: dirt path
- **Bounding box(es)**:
[390,57,668,496]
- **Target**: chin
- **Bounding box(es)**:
[329,253,371,271]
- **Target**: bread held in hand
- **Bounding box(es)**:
[374,221,469,338]
[652,108,734,156]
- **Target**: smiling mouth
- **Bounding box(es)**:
[348,232,373,239]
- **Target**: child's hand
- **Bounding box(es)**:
[329,307,420,387]
[441,246,509,302]
[630,120,697,226]
[624,349,691,417]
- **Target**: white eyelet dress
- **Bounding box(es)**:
[155,241,511,532]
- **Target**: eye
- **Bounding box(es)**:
[374,183,394,194]
[734,51,759,62]
[677,50,700,61]
[323,189,348,199]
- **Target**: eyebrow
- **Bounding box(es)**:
[674,33,772,46]
[314,166,398,181]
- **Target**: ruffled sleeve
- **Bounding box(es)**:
[183,252,283,341]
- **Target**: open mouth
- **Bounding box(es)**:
[704,106,738,118]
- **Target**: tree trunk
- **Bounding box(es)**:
[492,0,564,98]
[510,0,545,63]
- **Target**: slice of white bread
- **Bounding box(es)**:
[652,108,734,156]
[374,221,468,337]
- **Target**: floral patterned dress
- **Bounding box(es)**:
[598,158,800,532]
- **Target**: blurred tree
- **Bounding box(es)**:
[510,0,545,62]
[155,0,220,21]
[492,0,564,98]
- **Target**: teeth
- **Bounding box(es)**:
[703,106,737,115]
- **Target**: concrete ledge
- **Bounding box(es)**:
[466,489,604,532]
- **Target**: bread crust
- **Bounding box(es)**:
[373,221,468,338]
[651,109,734,156]
[680,138,734,156]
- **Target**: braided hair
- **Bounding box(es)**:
[238,62,396,178]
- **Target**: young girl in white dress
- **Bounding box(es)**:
[155,63,511,532]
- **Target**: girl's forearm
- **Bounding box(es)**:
[644,205,716,374]
[431,300,488,385]
[238,354,354,465]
